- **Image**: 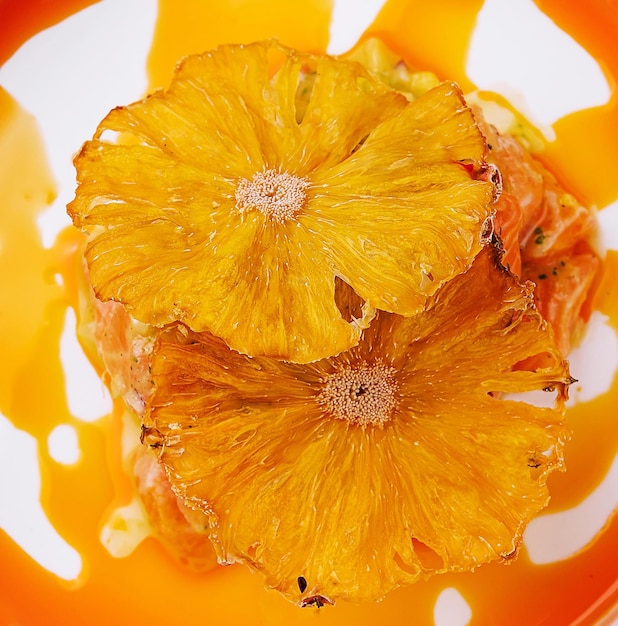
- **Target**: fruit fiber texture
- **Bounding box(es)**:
[70,40,576,607]
[143,246,570,604]
[68,41,495,364]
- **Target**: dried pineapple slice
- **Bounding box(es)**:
[143,245,571,605]
[68,41,495,363]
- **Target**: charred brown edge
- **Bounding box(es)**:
[300,594,334,608]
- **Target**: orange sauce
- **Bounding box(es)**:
[0,0,98,66]
[0,1,617,624]
[146,0,333,89]
[534,0,618,209]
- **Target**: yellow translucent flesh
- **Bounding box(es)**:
[145,246,570,605]
[68,42,494,363]
[311,82,494,315]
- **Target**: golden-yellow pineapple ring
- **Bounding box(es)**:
[68,40,496,363]
[143,245,571,605]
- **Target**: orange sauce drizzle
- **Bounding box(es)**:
[0,0,98,67]
[0,0,617,624]
[147,0,333,89]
